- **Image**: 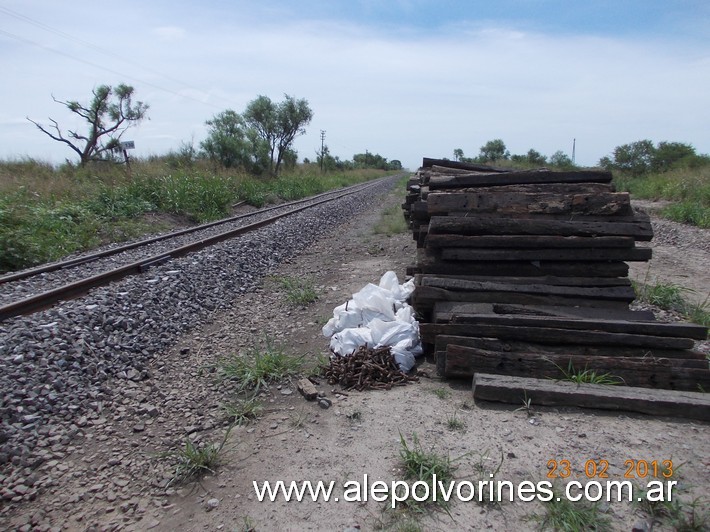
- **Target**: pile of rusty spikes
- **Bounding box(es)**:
[323,345,419,391]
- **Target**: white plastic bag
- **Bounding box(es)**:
[322,271,422,372]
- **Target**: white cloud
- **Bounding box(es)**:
[1,1,708,169]
[151,26,187,41]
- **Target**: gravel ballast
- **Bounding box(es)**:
[0,176,397,504]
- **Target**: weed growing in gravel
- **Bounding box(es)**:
[633,277,710,328]
[397,432,457,512]
[219,341,303,392]
[445,411,465,432]
[471,450,505,507]
[432,387,450,399]
[633,481,708,531]
[273,275,319,306]
[223,396,262,425]
[166,427,231,485]
[514,391,535,417]
[532,488,611,531]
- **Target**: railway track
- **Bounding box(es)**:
[0,177,391,321]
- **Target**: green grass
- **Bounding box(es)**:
[0,156,386,272]
[533,490,611,531]
[219,341,304,393]
[634,483,709,531]
[165,428,232,485]
[613,165,710,228]
[398,432,457,511]
[554,360,625,385]
[272,275,319,306]
[0,197,103,271]
[634,279,710,328]
[445,411,465,432]
[223,397,262,426]
[373,204,409,236]
[432,387,450,399]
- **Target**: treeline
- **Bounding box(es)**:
[306,148,402,172]
[598,140,710,176]
[452,139,575,169]
[27,83,402,176]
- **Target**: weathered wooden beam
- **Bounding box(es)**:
[425,235,636,249]
[447,313,708,340]
[472,373,710,421]
[428,182,614,195]
[418,276,637,300]
[422,157,508,172]
[445,345,710,390]
[428,169,613,188]
[428,216,654,241]
[414,258,631,278]
[420,323,696,350]
[433,334,706,360]
[414,287,630,316]
[427,191,631,216]
[440,247,652,262]
[423,275,632,287]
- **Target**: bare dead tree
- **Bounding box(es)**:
[27,83,149,166]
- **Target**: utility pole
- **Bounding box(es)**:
[572,138,576,165]
[320,130,326,173]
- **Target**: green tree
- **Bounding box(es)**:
[526,148,547,166]
[611,140,656,175]
[478,139,510,162]
[243,94,313,176]
[453,148,464,161]
[652,141,696,172]
[549,150,574,168]
[28,84,148,166]
[200,110,269,172]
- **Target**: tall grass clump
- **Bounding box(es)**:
[613,165,710,228]
[0,155,389,272]
[122,173,238,222]
[0,194,102,272]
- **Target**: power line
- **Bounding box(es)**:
[0,27,227,111]
[0,5,239,111]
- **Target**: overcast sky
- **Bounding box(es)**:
[1,0,709,170]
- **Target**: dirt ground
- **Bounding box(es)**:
[3,187,709,531]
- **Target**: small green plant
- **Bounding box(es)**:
[219,341,303,392]
[223,396,262,426]
[273,275,319,306]
[432,387,450,399]
[551,359,624,385]
[634,480,708,531]
[165,427,231,485]
[398,432,457,511]
[634,276,710,328]
[445,411,465,431]
[661,497,709,531]
[514,391,535,417]
[533,490,611,531]
[471,450,505,507]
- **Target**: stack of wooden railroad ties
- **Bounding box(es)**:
[403,158,709,420]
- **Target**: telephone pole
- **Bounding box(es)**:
[572,138,576,165]
[320,130,326,173]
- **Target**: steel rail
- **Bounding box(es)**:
[0,179,382,285]
[0,177,391,322]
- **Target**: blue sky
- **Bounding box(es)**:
[1,0,709,169]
